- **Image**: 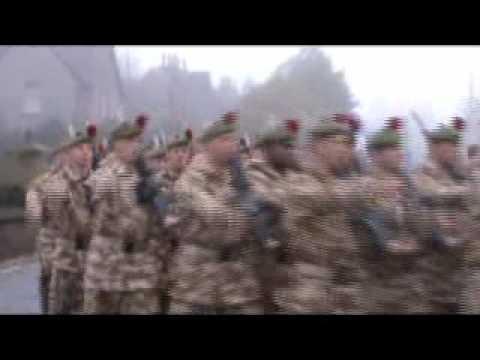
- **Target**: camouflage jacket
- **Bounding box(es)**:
[84,153,165,291]
[361,166,431,256]
[414,159,472,251]
[25,170,57,269]
[26,165,92,273]
[168,153,261,305]
[283,159,371,267]
[244,158,295,250]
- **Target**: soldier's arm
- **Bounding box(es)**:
[25,186,43,231]
[413,171,469,206]
[172,170,251,245]
[285,173,372,215]
[246,166,287,209]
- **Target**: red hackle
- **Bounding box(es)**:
[136,114,148,129]
[86,123,97,138]
[286,119,300,134]
[452,116,465,131]
[223,112,238,124]
[387,117,403,131]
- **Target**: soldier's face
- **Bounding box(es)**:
[69,143,93,171]
[373,146,405,173]
[149,157,165,172]
[114,137,142,163]
[315,136,355,173]
[266,143,297,169]
[207,134,238,164]
[167,148,187,171]
[432,142,458,167]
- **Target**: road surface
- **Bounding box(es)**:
[0,256,40,314]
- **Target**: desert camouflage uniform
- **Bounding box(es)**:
[148,166,181,313]
[27,164,93,314]
[25,170,57,314]
[461,157,480,313]
[276,161,370,314]
[49,166,93,314]
[168,153,263,314]
[83,153,166,314]
[244,158,293,313]
[414,160,472,313]
[360,167,432,313]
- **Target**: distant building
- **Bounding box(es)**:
[0,46,126,143]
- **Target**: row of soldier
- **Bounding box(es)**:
[24,111,480,314]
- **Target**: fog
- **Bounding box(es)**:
[1,45,480,170]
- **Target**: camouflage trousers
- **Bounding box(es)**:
[169,301,264,314]
[39,267,51,314]
[274,262,366,314]
[48,269,84,314]
[416,251,464,314]
[459,267,480,314]
[169,256,264,314]
[83,289,160,314]
[36,230,55,314]
[363,256,431,314]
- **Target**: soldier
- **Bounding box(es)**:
[168,112,264,314]
[143,142,179,314]
[461,143,480,313]
[413,117,472,314]
[83,115,165,314]
[27,124,97,314]
[361,117,432,313]
[244,119,302,313]
[239,136,251,162]
[165,129,194,181]
[275,113,371,314]
[25,148,63,314]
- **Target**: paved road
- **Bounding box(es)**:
[0,257,40,314]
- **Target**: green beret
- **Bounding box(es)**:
[167,131,192,151]
[200,112,238,144]
[256,127,296,147]
[52,124,97,156]
[145,147,166,159]
[309,119,353,140]
[428,125,461,144]
[110,122,143,142]
[110,114,148,143]
[367,129,402,151]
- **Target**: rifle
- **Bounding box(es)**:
[92,144,101,171]
[135,151,174,220]
[228,154,282,312]
[410,110,431,137]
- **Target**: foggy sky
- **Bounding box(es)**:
[116,46,480,128]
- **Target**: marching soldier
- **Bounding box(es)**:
[275,113,370,314]
[83,115,165,314]
[244,119,302,313]
[25,147,62,314]
[461,143,480,313]
[361,117,432,313]
[413,117,472,313]
[26,124,97,314]
[168,112,264,314]
[165,129,194,181]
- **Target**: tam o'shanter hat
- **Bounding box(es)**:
[110,114,148,142]
[255,119,301,147]
[428,116,465,144]
[52,122,98,157]
[367,117,403,151]
[309,113,361,141]
[200,112,238,144]
[167,128,193,151]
